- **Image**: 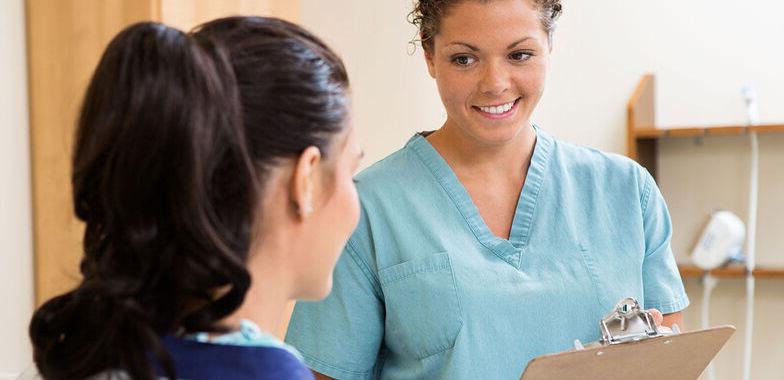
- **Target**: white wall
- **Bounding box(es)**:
[0,0,34,376]
[300,1,784,379]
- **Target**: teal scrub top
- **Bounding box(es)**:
[285,126,690,380]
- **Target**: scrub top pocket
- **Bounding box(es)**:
[378,252,464,360]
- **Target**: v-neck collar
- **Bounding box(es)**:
[407,125,553,269]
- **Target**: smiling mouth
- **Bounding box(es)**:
[473,98,521,118]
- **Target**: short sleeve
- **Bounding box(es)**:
[284,239,385,380]
[639,170,691,314]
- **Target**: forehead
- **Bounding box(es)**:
[436,0,546,44]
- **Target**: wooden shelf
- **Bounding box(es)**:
[635,124,784,139]
[679,265,784,279]
[627,76,784,282]
[626,74,784,179]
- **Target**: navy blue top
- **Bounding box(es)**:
[158,335,315,380]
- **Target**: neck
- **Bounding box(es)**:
[220,236,293,336]
[428,120,537,177]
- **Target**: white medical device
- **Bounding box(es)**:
[691,211,745,270]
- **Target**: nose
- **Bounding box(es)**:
[478,60,510,97]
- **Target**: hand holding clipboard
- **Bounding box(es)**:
[520,298,735,380]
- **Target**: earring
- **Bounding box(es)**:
[303,202,314,216]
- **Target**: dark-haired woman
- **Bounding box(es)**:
[285,1,688,379]
[28,16,362,380]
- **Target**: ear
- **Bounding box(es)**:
[424,49,436,79]
[290,146,322,220]
[422,35,437,79]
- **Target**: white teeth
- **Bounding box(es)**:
[479,100,515,114]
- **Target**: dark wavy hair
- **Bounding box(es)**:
[28,16,349,380]
[409,0,564,53]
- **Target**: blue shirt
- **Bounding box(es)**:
[285,126,689,380]
[159,320,314,380]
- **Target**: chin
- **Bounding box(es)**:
[467,122,528,146]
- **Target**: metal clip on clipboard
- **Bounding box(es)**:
[522,297,735,380]
[574,297,679,350]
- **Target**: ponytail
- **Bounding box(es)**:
[30,22,256,380]
[30,16,352,379]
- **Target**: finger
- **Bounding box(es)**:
[647,308,664,326]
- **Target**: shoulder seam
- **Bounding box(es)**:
[346,239,384,301]
[640,169,654,217]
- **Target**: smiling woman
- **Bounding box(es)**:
[285,1,688,379]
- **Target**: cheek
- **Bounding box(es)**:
[518,62,547,95]
[342,179,360,230]
[323,173,360,239]
[435,67,473,111]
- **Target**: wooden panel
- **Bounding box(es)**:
[657,124,784,138]
[634,128,665,138]
[27,0,160,306]
[634,124,784,140]
[626,74,656,160]
[666,127,709,137]
[161,0,298,31]
[706,126,747,136]
[752,124,784,134]
[635,138,658,179]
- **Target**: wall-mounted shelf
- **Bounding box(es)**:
[679,265,784,279]
[626,74,784,180]
[626,74,784,280]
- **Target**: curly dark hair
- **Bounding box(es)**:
[409,0,563,53]
[28,17,349,380]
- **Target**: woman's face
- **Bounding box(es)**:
[425,0,550,145]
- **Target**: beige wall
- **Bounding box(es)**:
[300,0,784,379]
[302,0,443,169]
[0,0,33,376]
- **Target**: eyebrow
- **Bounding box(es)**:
[446,37,532,52]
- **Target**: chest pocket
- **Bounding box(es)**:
[379,252,463,360]
[577,240,646,310]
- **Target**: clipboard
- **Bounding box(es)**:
[520,298,735,380]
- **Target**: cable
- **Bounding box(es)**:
[701,273,719,380]
[741,84,759,380]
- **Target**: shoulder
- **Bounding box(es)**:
[546,133,651,195]
[162,336,315,380]
[354,138,427,192]
[351,135,440,216]
[552,137,641,176]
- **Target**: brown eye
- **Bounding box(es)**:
[508,51,532,62]
[451,55,476,67]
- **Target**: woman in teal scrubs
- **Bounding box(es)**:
[286,0,689,379]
